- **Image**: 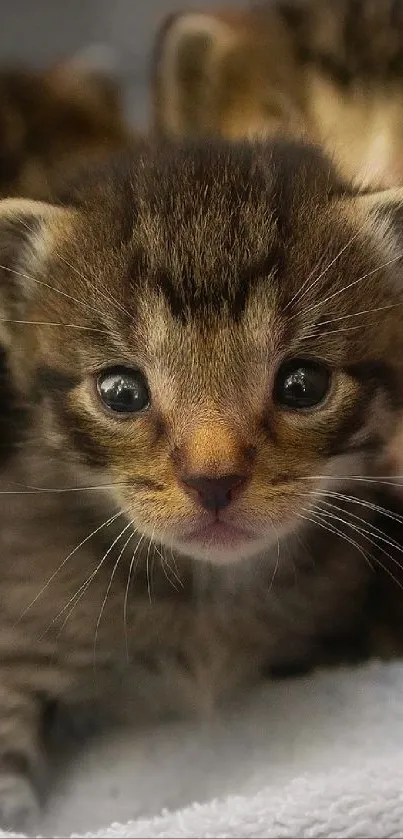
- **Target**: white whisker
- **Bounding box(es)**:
[12,212,129,321]
[312,498,403,555]
[0,482,132,495]
[48,519,133,640]
[0,318,109,333]
[0,262,103,320]
[93,528,135,667]
[16,511,122,626]
[283,253,328,312]
[53,250,133,321]
[293,251,403,320]
[303,302,400,332]
[298,509,373,568]
[146,532,155,604]
[311,488,403,527]
[286,229,363,312]
[308,504,403,591]
[123,533,146,661]
[267,514,281,593]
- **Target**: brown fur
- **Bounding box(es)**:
[1,139,403,827]
[153,0,403,187]
[0,61,134,201]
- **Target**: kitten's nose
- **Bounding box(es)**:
[182,473,246,511]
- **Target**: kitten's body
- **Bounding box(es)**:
[153,0,403,187]
[1,140,403,827]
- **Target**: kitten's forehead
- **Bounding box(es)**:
[59,139,385,371]
[123,139,344,321]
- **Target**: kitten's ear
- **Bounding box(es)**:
[0,198,67,343]
[152,10,246,137]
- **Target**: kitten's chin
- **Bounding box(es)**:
[173,521,275,565]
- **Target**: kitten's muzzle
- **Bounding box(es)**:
[181,472,247,512]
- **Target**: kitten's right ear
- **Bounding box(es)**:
[0,198,68,345]
[152,10,242,137]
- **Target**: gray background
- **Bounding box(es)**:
[0,0,244,127]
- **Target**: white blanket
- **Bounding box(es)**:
[5,661,403,838]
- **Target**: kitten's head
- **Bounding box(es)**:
[1,139,403,565]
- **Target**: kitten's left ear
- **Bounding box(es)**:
[0,198,69,345]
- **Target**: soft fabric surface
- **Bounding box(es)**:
[5,661,403,838]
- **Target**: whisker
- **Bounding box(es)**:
[168,548,183,588]
[165,548,183,589]
[152,530,180,592]
[52,250,133,321]
[310,488,403,527]
[160,552,180,592]
[123,533,146,661]
[267,514,281,593]
[93,528,135,667]
[48,519,133,641]
[283,253,328,312]
[298,510,373,569]
[307,504,403,585]
[286,229,363,312]
[307,506,403,591]
[146,532,155,604]
[0,482,133,495]
[0,262,103,320]
[293,251,403,320]
[12,212,128,321]
[0,318,109,333]
[16,511,122,626]
[302,302,401,333]
[300,324,365,340]
[304,475,403,490]
[313,497,403,556]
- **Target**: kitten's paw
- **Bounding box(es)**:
[0,772,40,831]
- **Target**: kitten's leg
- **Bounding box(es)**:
[0,684,43,830]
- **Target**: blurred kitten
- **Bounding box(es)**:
[0,46,133,200]
[153,0,403,188]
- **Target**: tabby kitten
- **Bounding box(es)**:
[153,0,403,188]
[0,139,403,828]
[0,59,132,201]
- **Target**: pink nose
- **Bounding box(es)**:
[181,473,246,511]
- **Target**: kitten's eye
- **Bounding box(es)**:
[274,359,331,410]
[96,367,150,415]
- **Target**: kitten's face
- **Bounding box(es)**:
[1,141,403,564]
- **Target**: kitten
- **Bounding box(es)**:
[1,138,403,828]
[0,59,133,201]
[153,0,403,188]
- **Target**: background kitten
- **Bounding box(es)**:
[0,57,134,201]
[153,0,403,188]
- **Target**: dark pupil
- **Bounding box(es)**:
[99,369,149,413]
[277,362,329,409]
